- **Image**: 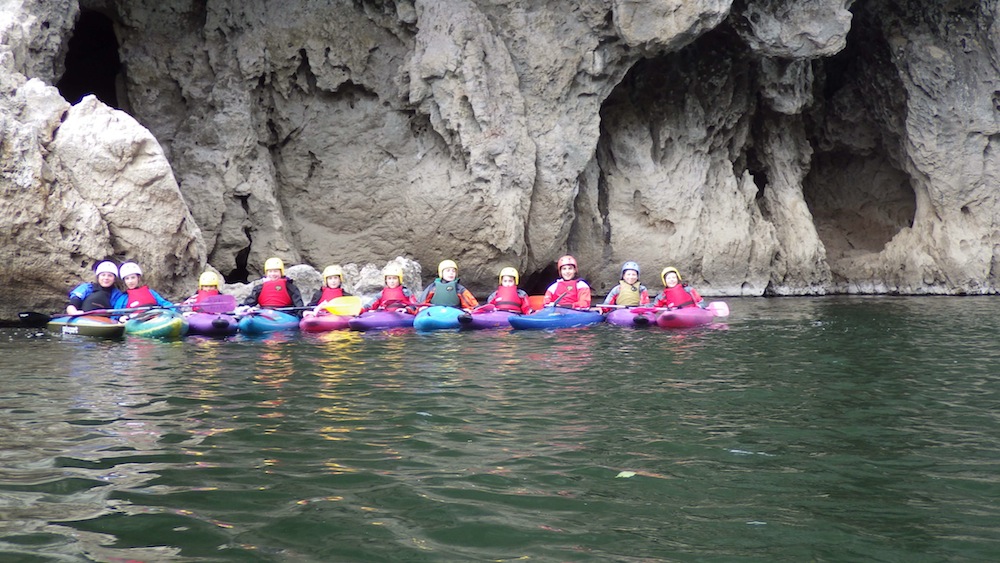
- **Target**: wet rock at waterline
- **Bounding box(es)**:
[2,0,998,321]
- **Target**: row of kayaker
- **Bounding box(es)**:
[65,255,705,317]
[221,255,705,316]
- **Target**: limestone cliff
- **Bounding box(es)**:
[1,0,998,320]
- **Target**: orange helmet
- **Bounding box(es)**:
[556,255,577,269]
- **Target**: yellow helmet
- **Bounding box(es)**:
[498,267,519,285]
[437,259,458,278]
[322,265,344,281]
[661,266,682,285]
[198,271,220,287]
[383,263,404,281]
[264,257,285,275]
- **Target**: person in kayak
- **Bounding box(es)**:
[181,271,226,307]
[66,260,128,315]
[362,263,417,313]
[302,265,352,318]
[240,257,304,312]
[601,261,650,310]
[417,259,479,311]
[543,255,592,309]
[119,262,173,309]
[652,267,704,309]
[485,267,532,314]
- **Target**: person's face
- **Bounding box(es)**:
[560,264,576,280]
[265,269,282,280]
[124,274,141,289]
[326,275,342,288]
[385,276,400,288]
[97,272,116,288]
[664,272,679,287]
[441,267,457,282]
[623,270,638,285]
[200,285,216,292]
[501,275,516,287]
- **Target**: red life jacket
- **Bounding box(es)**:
[258,278,293,307]
[320,286,345,302]
[195,289,220,303]
[126,286,158,307]
[379,285,409,309]
[663,284,698,308]
[493,285,523,313]
[551,279,579,306]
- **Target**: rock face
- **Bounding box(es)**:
[2,0,999,319]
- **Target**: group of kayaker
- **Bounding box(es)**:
[65,254,704,318]
[67,260,175,318]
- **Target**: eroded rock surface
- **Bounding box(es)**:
[2,0,998,320]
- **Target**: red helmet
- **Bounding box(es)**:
[557,255,577,269]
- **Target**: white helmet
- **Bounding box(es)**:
[95,261,118,277]
[119,262,142,278]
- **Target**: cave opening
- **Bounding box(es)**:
[802,2,916,268]
[521,265,558,297]
[56,9,121,108]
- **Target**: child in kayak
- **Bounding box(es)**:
[240,257,304,311]
[485,267,532,314]
[418,259,479,311]
[362,263,417,313]
[119,262,173,309]
[66,260,128,314]
[602,261,650,309]
[303,265,352,318]
[543,255,592,309]
[181,271,227,307]
[652,267,704,309]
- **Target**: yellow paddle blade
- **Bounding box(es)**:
[322,296,363,316]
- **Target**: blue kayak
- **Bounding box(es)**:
[413,306,465,331]
[507,306,604,330]
[238,309,300,335]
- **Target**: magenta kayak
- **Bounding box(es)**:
[605,308,656,327]
[655,306,715,328]
[348,310,415,332]
[300,313,351,332]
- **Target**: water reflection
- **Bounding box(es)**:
[0,297,998,561]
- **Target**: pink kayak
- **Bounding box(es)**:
[605,308,656,327]
[656,306,715,328]
[300,312,351,332]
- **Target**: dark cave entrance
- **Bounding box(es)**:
[802,3,916,267]
[56,10,122,108]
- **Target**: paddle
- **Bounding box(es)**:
[321,296,363,316]
[19,295,238,327]
[606,301,730,317]
[527,295,545,310]
[185,294,238,314]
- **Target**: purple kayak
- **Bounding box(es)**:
[605,308,656,327]
[186,312,238,337]
[458,309,517,329]
[348,310,415,332]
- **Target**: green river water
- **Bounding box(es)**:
[0,296,998,562]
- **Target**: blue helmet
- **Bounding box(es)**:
[621,261,640,278]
